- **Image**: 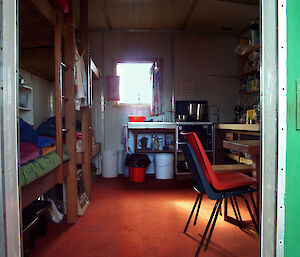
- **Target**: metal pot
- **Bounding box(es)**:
[196,104,206,121]
[178,115,188,121]
[188,103,197,118]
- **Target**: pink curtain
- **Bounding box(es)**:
[150,62,161,115]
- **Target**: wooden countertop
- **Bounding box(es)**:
[223,140,260,154]
[216,123,260,131]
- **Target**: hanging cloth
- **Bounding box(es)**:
[80,54,88,107]
[150,62,161,116]
[74,46,87,110]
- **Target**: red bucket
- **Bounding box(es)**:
[129,167,146,182]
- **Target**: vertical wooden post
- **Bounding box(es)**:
[80,0,92,198]
[54,10,63,183]
[64,0,78,223]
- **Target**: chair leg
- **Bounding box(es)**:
[240,195,258,233]
[233,196,243,223]
[204,197,224,251]
[193,194,202,226]
[184,194,200,233]
[229,196,241,222]
[249,191,259,222]
[195,198,221,257]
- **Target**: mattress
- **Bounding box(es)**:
[20,145,69,187]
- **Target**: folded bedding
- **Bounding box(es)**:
[20,145,69,187]
[42,145,56,157]
[20,150,61,187]
[20,142,41,166]
[38,136,56,148]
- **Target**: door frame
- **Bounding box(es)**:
[0,0,22,256]
[0,0,286,256]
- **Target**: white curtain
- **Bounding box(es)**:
[150,62,161,115]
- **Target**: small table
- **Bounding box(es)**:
[222,140,260,234]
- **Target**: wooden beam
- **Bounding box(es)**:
[20,40,54,50]
[80,0,92,199]
[28,0,56,26]
[99,0,112,29]
[64,0,78,223]
[22,162,69,208]
[54,10,64,184]
[180,0,199,31]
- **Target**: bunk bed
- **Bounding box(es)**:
[19,0,101,222]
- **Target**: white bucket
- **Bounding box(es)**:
[102,150,118,178]
[154,153,174,179]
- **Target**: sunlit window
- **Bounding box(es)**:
[116,62,153,104]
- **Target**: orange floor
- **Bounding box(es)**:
[29,176,259,257]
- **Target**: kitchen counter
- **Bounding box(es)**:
[216,123,260,132]
[127,122,177,129]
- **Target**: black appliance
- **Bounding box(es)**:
[175,101,208,122]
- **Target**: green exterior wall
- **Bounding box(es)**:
[286,0,300,255]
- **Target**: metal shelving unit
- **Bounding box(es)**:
[175,122,215,176]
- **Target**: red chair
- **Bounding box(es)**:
[181,132,259,256]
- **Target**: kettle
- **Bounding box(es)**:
[138,137,148,149]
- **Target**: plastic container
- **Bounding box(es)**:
[102,150,118,178]
[128,115,145,122]
[129,167,146,182]
[154,153,174,179]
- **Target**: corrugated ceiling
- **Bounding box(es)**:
[88,0,259,33]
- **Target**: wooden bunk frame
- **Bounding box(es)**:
[20,0,101,223]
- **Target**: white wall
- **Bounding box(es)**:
[89,31,239,152]
[19,69,54,128]
[174,33,239,122]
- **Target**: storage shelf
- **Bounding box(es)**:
[135,149,175,154]
[224,152,253,165]
[242,45,260,56]
[19,84,32,90]
[241,66,259,77]
[177,148,213,153]
[19,106,31,111]
[76,143,101,164]
[239,89,260,94]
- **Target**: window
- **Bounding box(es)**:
[116,62,153,104]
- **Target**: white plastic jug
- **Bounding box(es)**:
[102,150,118,178]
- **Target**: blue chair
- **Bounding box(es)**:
[181,142,258,257]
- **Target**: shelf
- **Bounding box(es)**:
[19,107,31,111]
[19,84,32,90]
[135,149,175,153]
[177,149,213,153]
[239,89,260,94]
[241,66,259,77]
[76,143,101,164]
[224,152,253,165]
[242,45,260,56]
